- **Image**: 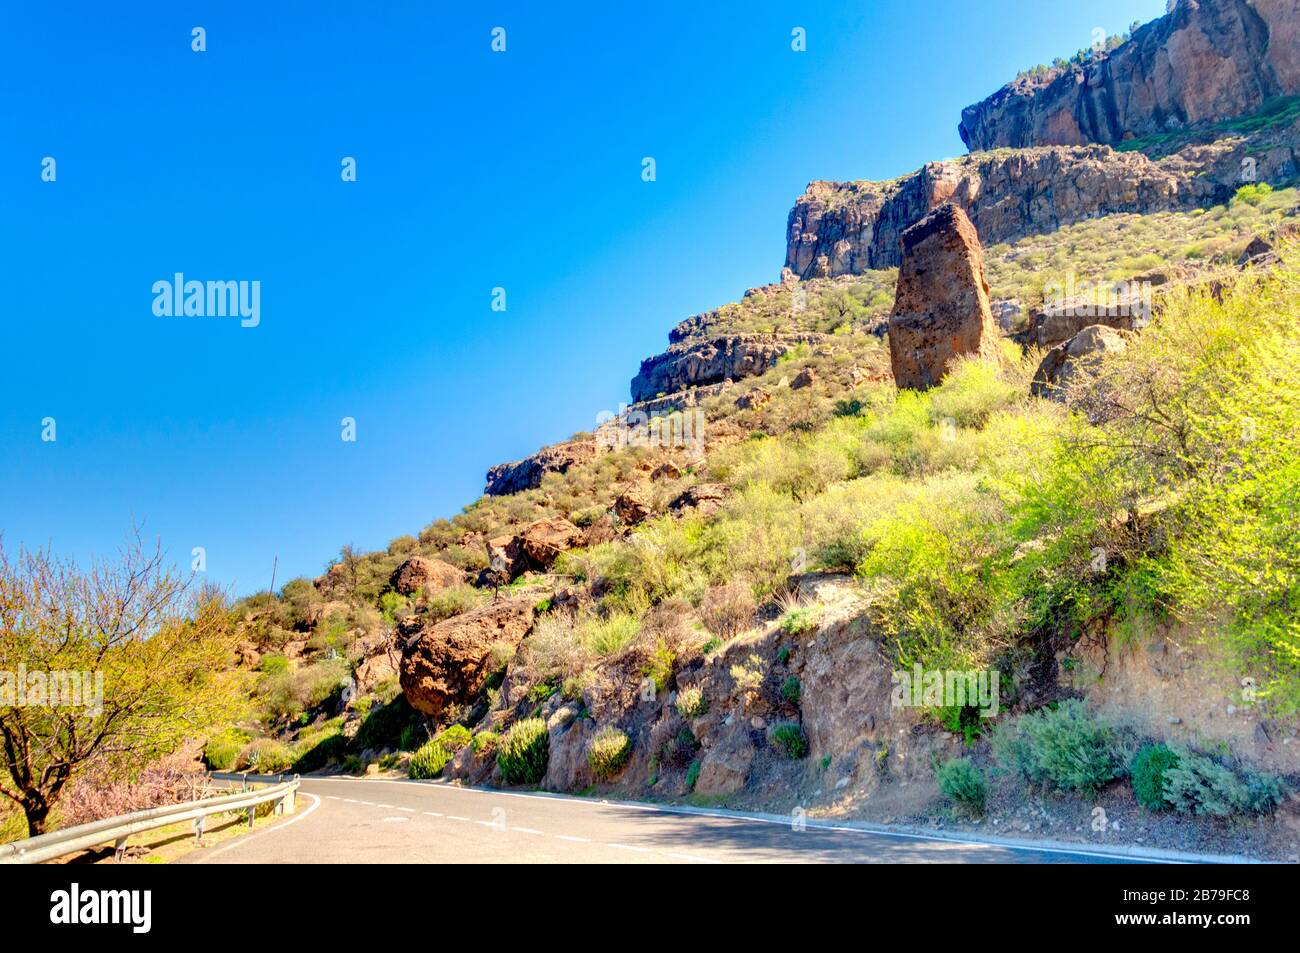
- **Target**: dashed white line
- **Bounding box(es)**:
[343,798,358,803]
[326,795,340,800]
[423,811,442,817]
[377,804,394,809]
[397,807,415,813]
[447,815,470,822]
[511,827,545,835]
[554,834,591,843]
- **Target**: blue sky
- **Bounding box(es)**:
[0,0,1168,595]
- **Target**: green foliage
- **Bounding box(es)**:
[1233,182,1274,207]
[398,723,426,752]
[497,718,549,785]
[685,759,701,790]
[990,700,1120,797]
[675,686,708,719]
[408,725,472,780]
[425,583,488,623]
[1130,743,1180,812]
[353,694,423,753]
[471,731,498,755]
[780,676,801,706]
[779,608,818,636]
[237,738,294,774]
[293,731,347,773]
[772,722,808,759]
[936,757,987,813]
[1161,750,1286,817]
[203,727,252,771]
[579,612,641,656]
[587,726,633,780]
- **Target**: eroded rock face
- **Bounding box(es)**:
[887,203,1000,390]
[485,439,598,497]
[399,595,537,718]
[390,556,466,596]
[1031,325,1133,402]
[694,731,756,797]
[786,146,1212,277]
[631,334,824,402]
[614,489,652,526]
[668,483,728,517]
[958,0,1300,152]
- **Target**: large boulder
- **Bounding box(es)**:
[887,203,1000,390]
[693,731,755,797]
[485,516,584,581]
[389,556,465,596]
[399,595,538,718]
[1031,324,1133,402]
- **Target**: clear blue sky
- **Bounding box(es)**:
[0,0,1167,596]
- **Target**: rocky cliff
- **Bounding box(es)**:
[786,145,1214,277]
[630,332,825,402]
[958,0,1300,152]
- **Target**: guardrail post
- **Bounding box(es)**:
[193,815,205,844]
[113,836,128,863]
[283,786,296,815]
[246,806,255,829]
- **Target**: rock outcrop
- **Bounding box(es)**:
[958,0,1300,152]
[389,556,465,596]
[887,204,1000,390]
[485,439,598,497]
[399,595,538,718]
[1030,325,1133,402]
[631,333,824,402]
[786,146,1215,277]
[485,517,584,581]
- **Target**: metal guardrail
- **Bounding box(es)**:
[0,773,299,865]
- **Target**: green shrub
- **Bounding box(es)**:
[936,757,986,813]
[685,759,701,790]
[408,725,472,780]
[1130,743,1180,812]
[1233,182,1273,206]
[398,723,427,752]
[498,717,549,785]
[780,676,801,705]
[471,731,499,756]
[203,727,252,770]
[237,738,295,774]
[1161,750,1286,817]
[772,722,808,759]
[675,686,708,719]
[779,607,818,636]
[587,726,633,780]
[990,700,1119,797]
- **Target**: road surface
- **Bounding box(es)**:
[179,777,1141,864]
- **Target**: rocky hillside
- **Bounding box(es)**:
[958,0,1300,152]
[202,3,1300,861]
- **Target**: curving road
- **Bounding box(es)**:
[178,777,1145,864]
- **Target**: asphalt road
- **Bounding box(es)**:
[179,777,1141,864]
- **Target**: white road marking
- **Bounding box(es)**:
[326,795,340,800]
[554,834,591,843]
[377,803,394,809]
[381,816,409,823]
[397,807,415,812]
[197,792,322,862]
[511,827,545,835]
[447,815,470,822]
[423,811,442,817]
[343,798,358,803]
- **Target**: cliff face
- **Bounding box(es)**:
[958,0,1300,152]
[630,333,824,403]
[785,145,1217,278]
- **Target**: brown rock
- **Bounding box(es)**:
[668,483,729,517]
[887,203,1000,390]
[1031,325,1133,402]
[630,333,824,403]
[694,731,755,797]
[650,461,683,481]
[389,556,466,596]
[399,595,537,717]
[486,516,585,581]
[958,0,1300,152]
[735,388,771,410]
[789,367,816,390]
[614,489,652,526]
